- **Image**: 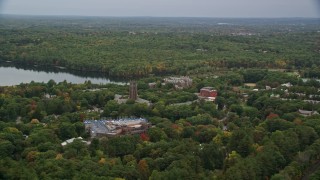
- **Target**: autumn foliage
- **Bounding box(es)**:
[140,133,150,141]
[267,113,279,119]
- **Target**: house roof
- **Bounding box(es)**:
[201,87,216,91]
[298,109,319,116]
[61,137,89,146]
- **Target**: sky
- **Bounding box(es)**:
[0,0,319,18]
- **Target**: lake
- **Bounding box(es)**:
[0,66,126,86]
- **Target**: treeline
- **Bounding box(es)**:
[0,17,319,78]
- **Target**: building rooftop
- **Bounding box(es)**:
[281,82,293,87]
[84,118,150,138]
[61,137,90,146]
[201,87,216,91]
[298,109,319,116]
[163,76,193,89]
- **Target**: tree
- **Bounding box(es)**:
[270,130,300,161]
[200,142,224,170]
[181,126,195,138]
[47,79,56,88]
[294,126,318,149]
[263,118,294,132]
[215,96,226,110]
[256,143,286,178]
[224,157,260,180]
[105,136,139,157]
[230,104,243,116]
[27,129,59,145]
[138,159,150,180]
[74,121,85,137]
[59,122,77,140]
[148,127,168,142]
[103,100,120,117]
[0,141,15,158]
[63,139,89,159]
[228,129,253,157]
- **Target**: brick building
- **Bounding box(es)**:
[199,87,218,101]
[200,87,218,97]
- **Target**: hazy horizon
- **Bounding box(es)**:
[1,13,320,18]
[0,0,319,18]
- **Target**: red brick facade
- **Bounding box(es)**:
[200,88,218,98]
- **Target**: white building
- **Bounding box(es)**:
[61,137,90,146]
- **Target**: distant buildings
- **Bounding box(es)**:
[43,93,57,99]
[244,83,257,88]
[84,118,151,138]
[198,87,218,101]
[304,100,320,104]
[265,86,272,90]
[298,109,319,117]
[163,76,193,89]
[270,94,280,98]
[242,93,249,99]
[281,82,293,88]
[61,137,90,146]
[147,76,193,90]
[114,81,151,106]
[148,82,157,89]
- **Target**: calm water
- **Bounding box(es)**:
[0,66,126,86]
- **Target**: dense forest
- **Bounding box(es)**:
[1,70,320,179]
[1,16,320,179]
[0,16,319,77]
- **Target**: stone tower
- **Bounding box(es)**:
[129,81,138,100]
